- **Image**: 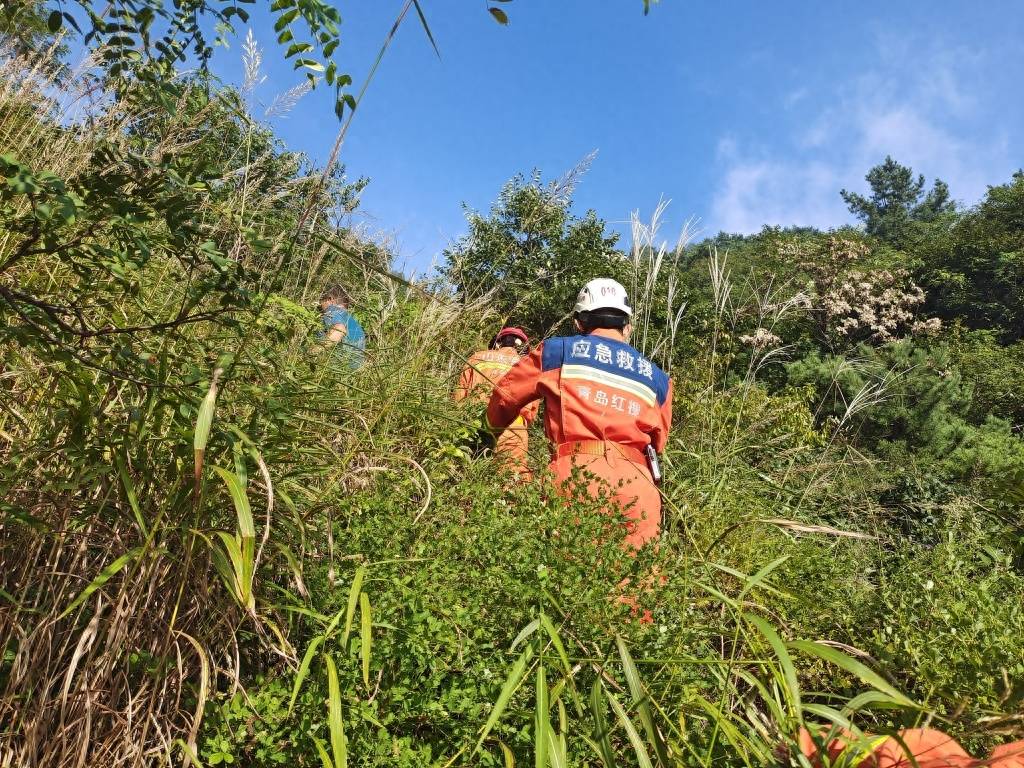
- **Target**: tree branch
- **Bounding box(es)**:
[0,216,42,274]
[0,284,232,338]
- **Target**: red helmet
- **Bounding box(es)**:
[493,327,529,349]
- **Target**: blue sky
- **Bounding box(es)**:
[215,1,1024,273]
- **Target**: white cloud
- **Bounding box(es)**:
[784,87,809,109]
[713,160,844,234]
[710,35,1014,234]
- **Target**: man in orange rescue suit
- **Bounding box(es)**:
[487,279,672,548]
[454,327,538,477]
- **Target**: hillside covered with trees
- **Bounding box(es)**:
[1,2,1023,766]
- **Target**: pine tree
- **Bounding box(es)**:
[841,156,955,245]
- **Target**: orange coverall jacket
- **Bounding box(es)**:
[454,348,538,475]
[486,328,673,547]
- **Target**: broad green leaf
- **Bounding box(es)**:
[289,635,324,712]
[556,699,568,763]
[617,635,670,767]
[788,640,916,708]
[589,679,616,767]
[801,703,862,736]
[535,664,548,768]
[321,605,348,638]
[213,467,255,605]
[538,613,570,675]
[341,565,365,647]
[325,655,348,768]
[510,618,540,650]
[737,555,792,602]
[843,690,909,714]
[214,531,246,604]
[114,452,147,535]
[208,543,236,600]
[294,57,325,72]
[745,613,802,722]
[605,685,654,768]
[286,42,313,56]
[474,644,534,754]
[60,547,144,619]
[212,466,254,539]
[312,737,333,768]
[193,374,220,493]
[540,612,583,716]
[231,441,247,490]
[692,580,741,611]
[274,8,299,31]
[498,741,515,768]
[546,726,567,768]
[412,0,440,58]
[706,560,791,602]
[359,591,372,687]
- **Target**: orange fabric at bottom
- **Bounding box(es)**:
[990,741,1024,768]
[550,447,661,548]
[868,729,971,768]
[797,727,1024,768]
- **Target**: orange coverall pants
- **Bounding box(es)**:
[551,441,661,549]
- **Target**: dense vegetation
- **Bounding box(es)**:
[1,4,1022,766]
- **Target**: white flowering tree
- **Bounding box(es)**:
[780,235,941,350]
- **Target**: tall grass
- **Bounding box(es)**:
[0,37,438,765]
[626,199,696,367]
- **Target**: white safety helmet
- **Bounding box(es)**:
[573,278,632,317]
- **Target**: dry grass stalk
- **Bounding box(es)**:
[0,43,297,767]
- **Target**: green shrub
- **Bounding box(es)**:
[949,329,1024,430]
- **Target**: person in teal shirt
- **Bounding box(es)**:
[320,284,366,368]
